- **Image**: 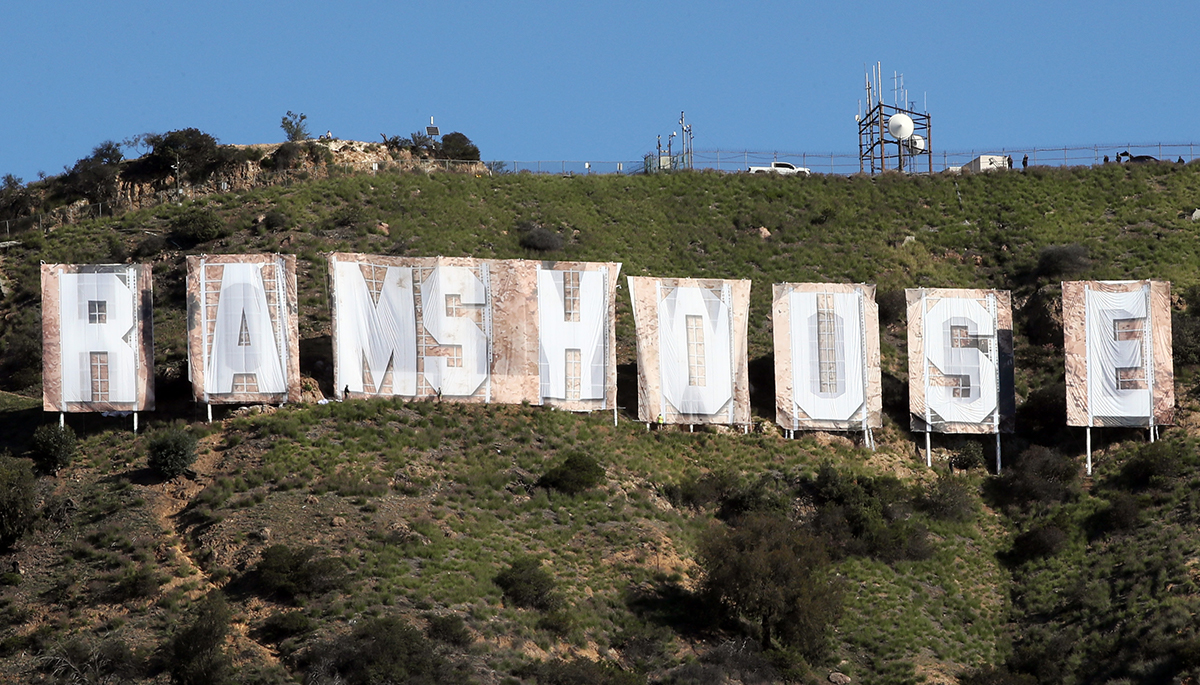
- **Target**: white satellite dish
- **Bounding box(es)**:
[904,134,926,153]
[887,113,914,140]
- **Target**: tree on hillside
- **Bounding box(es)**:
[60,141,123,204]
[440,132,480,161]
[281,111,310,142]
[698,513,842,658]
[122,128,234,185]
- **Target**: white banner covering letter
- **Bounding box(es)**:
[537,268,606,401]
[924,296,998,425]
[206,263,288,395]
[658,284,733,416]
[333,260,418,396]
[421,266,489,396]
[1085,286,1152,421]
[60,270,138,403]
[790,290,865,422]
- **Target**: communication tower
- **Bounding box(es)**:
[857,63,932,174]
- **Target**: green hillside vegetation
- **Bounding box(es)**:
[0,154,1199,684]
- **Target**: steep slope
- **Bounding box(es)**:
[0,162,1198,684]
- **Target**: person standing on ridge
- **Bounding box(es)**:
[1022,154,1028,170]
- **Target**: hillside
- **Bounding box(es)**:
[0,159,1199,684]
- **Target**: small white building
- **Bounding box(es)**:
[963,155,1008,173]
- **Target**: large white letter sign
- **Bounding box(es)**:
[537,267,607,403]
[907,288,1013,434]
[42,263,154,412]
[187,255,300,404]
[628,276,751,426]
[330,254,417,397]
[1064,280,1174,429]
[772,283,882,433]
[420,265,489,396]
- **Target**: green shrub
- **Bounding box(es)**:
[1007,524,1068,563]
[950,440,984,470]
[699,514,841,656]
[263,210,290,231]
[662,469,740,510]
[425,613,473,647]
[494,557,561,611]
[252,545,348,603]
[133,233,167,258]
[1118,440,1188,490]
[163,593,233,685]
[537,452,604,495]
[440,132,480,161]
[171,206,225,244]
[43,636,142,684]
[301,615,465,685]
[0,456,36,550]
[922,475,975,521]
[1088,492,1140,537]
[996,445,1078,506]
[258,610,313,643]
[147,428,198,479]
[519,224,564,252]
[30,424,76,475]
[110,564,164,601]
[1172,311,1200,365]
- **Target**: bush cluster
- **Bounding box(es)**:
[147,427,198,479]
[806,463,931,562]
[537,452,605,495]
[300,615,465,685]
[30,424,76,475]
[162,593,233,685]
[518,224,564,252]
[171,206,225,244]
[995,445,1078,506]
[252,544,348,603]
[494,557,561,611]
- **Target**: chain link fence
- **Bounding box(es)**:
[4,143,1198,237]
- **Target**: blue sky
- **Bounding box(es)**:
[2,1,1197,181]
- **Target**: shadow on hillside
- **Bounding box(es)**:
[300,335,334,398]
[617,363,638,419]
[625,580,722,639]
[747,355,775,423]
[0,403,43,456]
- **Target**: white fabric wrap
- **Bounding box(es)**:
[537,268,607,401]
[790,290,865,422]
[658,284,733,416]
[1085,287,1151,422]
[205,262,287,395]
[332,260,418,396]
[60,270,138,403]
[420,266,489,396]
[925,296,997,425]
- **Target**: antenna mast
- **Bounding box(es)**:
[857,62,933,175]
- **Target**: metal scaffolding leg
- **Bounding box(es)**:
[1086,427,1092,476]
[925,432,932,468]
[995,433,1001,474]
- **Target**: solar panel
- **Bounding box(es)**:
[426,126,440,136]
